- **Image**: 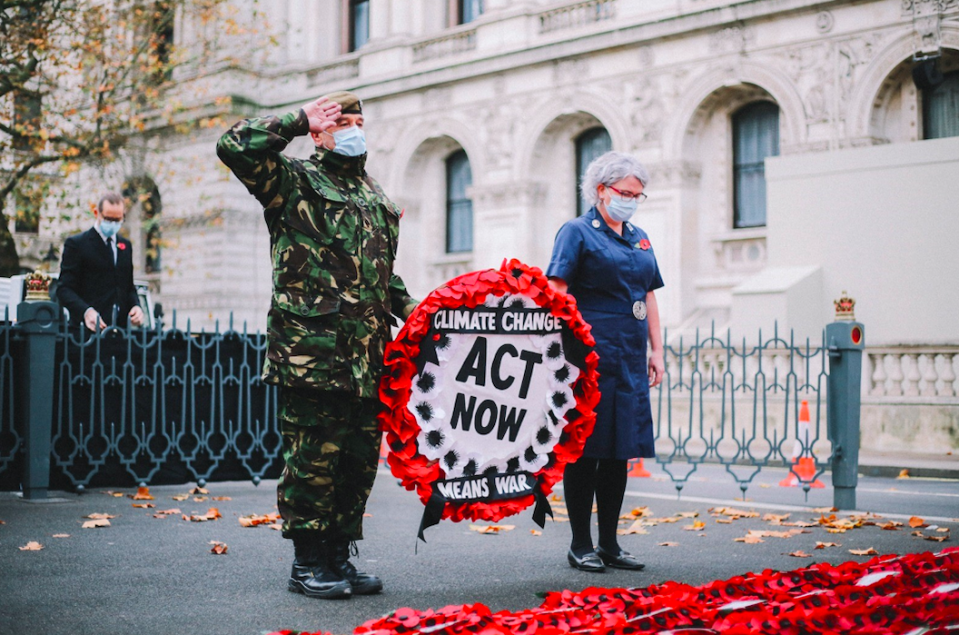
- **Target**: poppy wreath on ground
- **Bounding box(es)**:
[378,259,600,531]
[270,548,959,635]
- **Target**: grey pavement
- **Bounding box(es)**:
[0,458,957,635]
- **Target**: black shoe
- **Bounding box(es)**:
[288,538,352,599]
[596,545,646,570]
[567,548,605,572]
[330,540,383,595]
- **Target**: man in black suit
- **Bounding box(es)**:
[57,192,145,331]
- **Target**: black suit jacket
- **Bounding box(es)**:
[56,228,140,328]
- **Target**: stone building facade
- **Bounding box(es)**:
[21,0,958,451]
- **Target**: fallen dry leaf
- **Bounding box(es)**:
[735,535,765,544]
[550,494,563,502]
[715,518,733,524]
[268,523,283,531]
[709,507,759,519]
[103,491,124,497]
[676,511,699,519]
[530,529,542,536]
[211,496,231,501]
[925,535,948,543]
[683,521,706,531]
[171,494,189,501]
[469,524,515,534]
[84,513,115,520]
[789,550,813,558]
[52,534,70,539]
[363,513,372,518]
[81,519,110,529]
[193,496,208,502]
[646,516,680,524]
[209,541,228,555]
[815,542,841,549]
[878,521,903,531]
[763,513,791,523]
[132,503,155,509]
[849,548,879,556]
[19,541,43,551]
[812,506,838,513]
[130,486,154,501]
[909,516,927,528]
[782,521,818,528]
[190,487,209,495]
[658,542,679,547]
[937,528,950,533]
[185,507,222,522]
[617,520,649,535]
[897,469,910,479]
[620,509,648,520]
[239,513,280,528]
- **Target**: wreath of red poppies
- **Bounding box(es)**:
[378,258,600,523]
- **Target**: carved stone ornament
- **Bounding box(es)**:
[833,290,856,321]
[815,11,835,34]
[24,270,52,302]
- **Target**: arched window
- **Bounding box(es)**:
[446,150,473,253]
[575,127,611,216]
[732,101,780,229]
[349,0,370,52]
[923,70,959,140]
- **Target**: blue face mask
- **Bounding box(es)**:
[605,193,638,223]
[100,220,122,238]
[331,126,367,157]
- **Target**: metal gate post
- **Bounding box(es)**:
[17,299,60,500]
[826,292,865,511]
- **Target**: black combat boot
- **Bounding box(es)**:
[288,537,352,599]
[329,540,383,595]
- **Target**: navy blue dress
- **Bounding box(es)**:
[546,207,664,460]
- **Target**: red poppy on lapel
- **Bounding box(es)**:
[639,239,651,250]
[117,243,127,250]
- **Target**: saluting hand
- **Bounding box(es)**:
[302,97,342,135]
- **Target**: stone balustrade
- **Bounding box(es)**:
[866,345,959,399]
[538,0,617,33]
[412,29,477,63]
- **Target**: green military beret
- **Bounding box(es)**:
[325,90,363,114]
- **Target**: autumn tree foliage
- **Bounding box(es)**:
[0,0,234,276]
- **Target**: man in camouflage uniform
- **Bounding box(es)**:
[216,91,418,599]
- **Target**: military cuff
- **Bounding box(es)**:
[285,109,310,138]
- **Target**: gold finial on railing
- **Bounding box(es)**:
[24,270,52,302]
[833,290,855,321]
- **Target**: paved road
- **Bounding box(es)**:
[0,464,956,635]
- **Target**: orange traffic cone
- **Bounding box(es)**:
[779,400,825,488]
[627,458,651,477]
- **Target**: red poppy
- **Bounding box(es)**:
[378,258,599,523]
[117,242,127,251]
[639,239,651,250]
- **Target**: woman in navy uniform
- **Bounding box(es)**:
[546,151,664,573]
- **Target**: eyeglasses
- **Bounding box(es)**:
[608,186,648,203]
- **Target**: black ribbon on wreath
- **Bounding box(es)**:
[416,473,553,543]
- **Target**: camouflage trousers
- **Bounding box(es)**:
[276,386,382,541]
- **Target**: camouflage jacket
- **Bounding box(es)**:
[216,110,418,397]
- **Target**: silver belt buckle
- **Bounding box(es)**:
[632,300,647,320]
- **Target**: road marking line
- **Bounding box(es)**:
[618,490,959,524]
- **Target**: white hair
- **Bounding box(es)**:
[580,151,650,207]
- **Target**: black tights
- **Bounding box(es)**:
[563,457,628,557]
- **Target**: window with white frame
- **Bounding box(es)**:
[923,70,959,140]
[575,127,611,217]
[446,149,473,253]
[348,0,370,52]
[732,101,779,229]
